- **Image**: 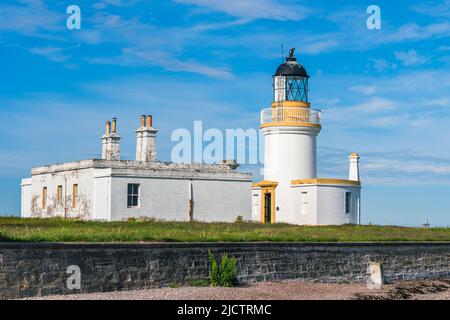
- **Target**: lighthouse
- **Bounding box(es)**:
[252,49,362,225]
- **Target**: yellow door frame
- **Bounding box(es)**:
[252,181,278,224]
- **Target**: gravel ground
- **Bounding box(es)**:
[23,279,450,300]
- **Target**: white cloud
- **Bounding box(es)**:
[93,0,139,9]
[363,156,450,182]
[318,69,450,137]
[280,15,450,56]
[369,114,409,128]
[88,47,234,79]
[394,50,428,66]
[425,98,450,107]
[367,58,397,72]
[411,0,450,18]
[324,96,400,130]
[29,46,71,62]
[124,48,234,79]
[349,85,378,95]
[1,2,236,79]
[384,22,450,43]
[319,147,450,186]
[291,6,450,56]
[174,0,310,21]
[73,11,236,79]
[0,0,61,35]
[352,97,395,113]
[302,39,339,54]
[76,30,104,45]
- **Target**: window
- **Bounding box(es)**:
[56,185,63,205]
[72,184,78,208]
[301,192,308,215]
[42,187,47,209]
[127,184,140,207]
[345,192,352,214]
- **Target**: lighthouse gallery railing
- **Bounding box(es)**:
[260,107,321,126]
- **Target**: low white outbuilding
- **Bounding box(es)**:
[21,116,252,222]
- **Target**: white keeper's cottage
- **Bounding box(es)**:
[252,48,362,225]
[21,115,252,221]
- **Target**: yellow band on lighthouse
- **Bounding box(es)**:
[271,101,310,108]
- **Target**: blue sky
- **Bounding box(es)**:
[1,0,450,226]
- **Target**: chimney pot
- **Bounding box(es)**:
[140,115,146,128]
[105,120,111,135]
[111,118,117,134]
[147,115,153,127]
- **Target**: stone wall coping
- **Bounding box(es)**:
[30,159,251,177]
[1,241,450,250]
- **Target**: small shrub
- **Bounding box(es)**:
[208,250,238,287]
[235,215,243,223]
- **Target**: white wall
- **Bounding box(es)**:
[263,126,320,182]
[21,163,251,222]
[251,188,261,221]
[26,168,95,219]
[316,186,360,225]
[192,179,251,222]
[282,184,360,225]
[20,178,32,218]
[92,169,111,220]
[289,185,318,225]
[110,177,251,222]
[110,177,189,221]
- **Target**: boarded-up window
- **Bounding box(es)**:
[42,187,47,209]
[72,184,78,208]
[57,185,63,205]
[127,184,140,207]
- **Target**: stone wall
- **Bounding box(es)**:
[0,242,449,299]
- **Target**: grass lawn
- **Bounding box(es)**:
[0,217,449,242]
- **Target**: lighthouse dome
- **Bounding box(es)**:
[274,48,309,77]
[273,48,309,102]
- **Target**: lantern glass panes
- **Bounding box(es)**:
[285,76,308,102]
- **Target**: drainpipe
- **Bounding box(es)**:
[188,180,194,222]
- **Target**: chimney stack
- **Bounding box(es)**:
[101,118,121,161]
[348,153,360,181]
[135,114,158,162]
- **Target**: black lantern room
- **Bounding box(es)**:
[273,48,309,102]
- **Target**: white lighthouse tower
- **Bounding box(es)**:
[252,49,361,225]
